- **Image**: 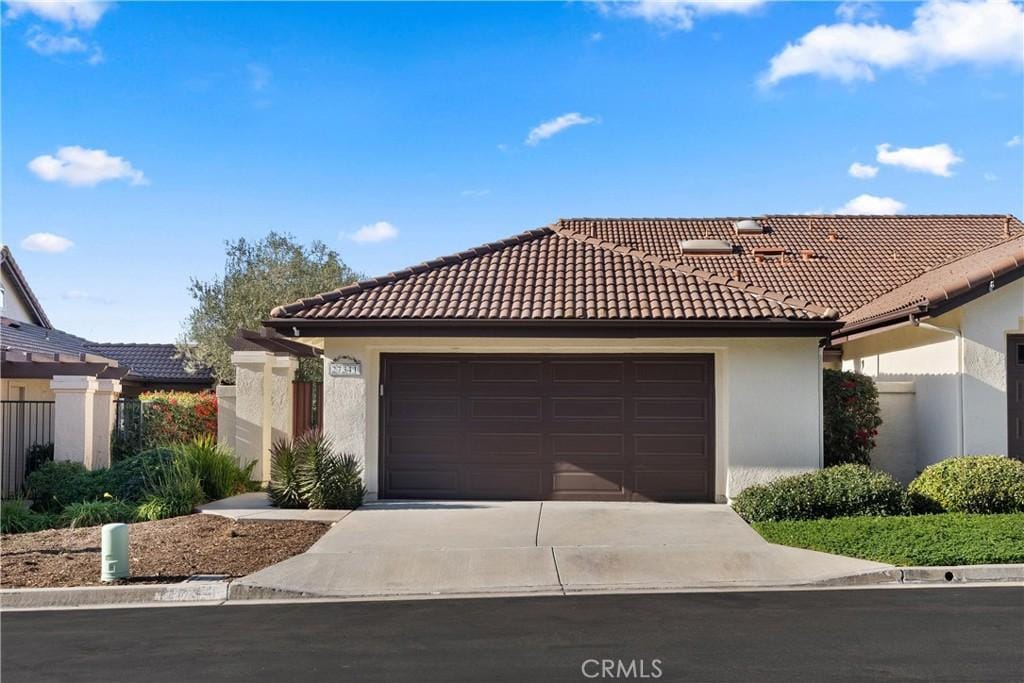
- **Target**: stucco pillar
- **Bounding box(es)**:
[50,376,98,468]
[216,384,237,452]
[91,379,121,469]
[270,355,298,450]
[231,351,273,482]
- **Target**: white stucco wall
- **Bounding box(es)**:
[1,268,38,324]
[1,378,55,401]
[321,336,824,501]
[841,279,1024,477]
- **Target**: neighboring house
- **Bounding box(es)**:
[229,214,1021,502]
[1,246,215,493]
[1,246,215,401]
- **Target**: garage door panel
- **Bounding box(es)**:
[633,360,708,383]
[633,470,709,501]
[550,433,624,458]
[551,397,624,419]
[381,354,714,502]
[551,361,624,383]
[633,397,708,420]
[390,397,461,421]
[552,470,625,495]
[634,434,707,457]
[469,360,543,383]
[465,433,543,459]
[389,434,460,457]
[467,469,544,498]
[389,360,460,384]
[387,469,459,496]
[469,397,543,419]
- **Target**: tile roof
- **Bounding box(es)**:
[85,343,215,382]
[270,214,1023,329]
[1,318,213,383]
[272,228,832,322]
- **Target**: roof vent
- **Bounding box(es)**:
[679,239,734,255]
[733,219,764,235]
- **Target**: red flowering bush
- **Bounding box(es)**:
[823,369,882,467]
[139,391,218,448]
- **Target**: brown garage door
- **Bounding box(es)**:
[380,354,715,502]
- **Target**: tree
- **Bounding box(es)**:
[178,232,361,383]
[822,369,883,467]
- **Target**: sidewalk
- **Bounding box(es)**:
[196,492,350,523]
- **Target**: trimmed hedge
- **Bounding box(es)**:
[823,369,882,467]
[732,464,907,522]
[908,455,1024,514]
[138,391,217,449]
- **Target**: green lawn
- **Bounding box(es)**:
[753,513,1024,566]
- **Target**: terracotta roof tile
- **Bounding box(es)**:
[270,215,1023,325]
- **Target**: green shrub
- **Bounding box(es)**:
[908,456,1024,514]
[732,464,907,522]
[268,431,366,510]
[173,436,255,501]
[268,438,306,509]
[25,461,104,513]
[1,499,56,534]
[58,499,138,529]
[136,457,205,521]
[98,448,175,502]
[823,369,883,467]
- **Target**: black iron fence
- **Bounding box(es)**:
[1,400,55,497]
[112,397,144,461]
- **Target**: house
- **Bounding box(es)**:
[227,215,1020,502]
[1,246,214,492]
[1,246,215,401]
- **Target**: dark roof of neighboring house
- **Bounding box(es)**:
[269,215,1023,335]
[1,317,97,358]
[1,318,213,384]
[85,343,215,383]
[1,246,52,328]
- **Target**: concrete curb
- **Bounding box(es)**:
[4,564,1023,610]
[0,581,228,610]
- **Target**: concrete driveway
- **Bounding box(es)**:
[234,501,890,599]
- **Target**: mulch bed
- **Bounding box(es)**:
[1,514,330,588]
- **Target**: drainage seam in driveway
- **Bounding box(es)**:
[550,547,566,596]
[534,502,544,547]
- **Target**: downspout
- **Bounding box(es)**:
[912,316,965,457]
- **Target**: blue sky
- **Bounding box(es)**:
[3,1,1022,342]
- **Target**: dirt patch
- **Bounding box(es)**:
[1,514,330,588]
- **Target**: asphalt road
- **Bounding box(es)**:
[3,587,1022,682]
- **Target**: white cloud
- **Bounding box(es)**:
[983,172,998,181]
[589,31,604,42]
[848,161,879,179]
[5,1,112,29]
[349,221,398,244]
[28,146,148,187]
[20,232,74,253]
[460,189,491,197]
[762,0,1024,87]
[836,1,880,22]
[875,142,962,177]
[835,194,906,215]
[62,289,114,304]
[24,27,102,64]
[1008,135,1022,148]
[601,1,766,32]
[247,63,271,92]
[525,112,597,146]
